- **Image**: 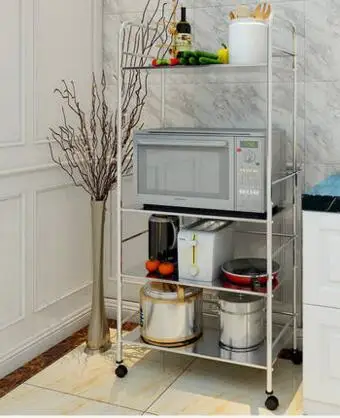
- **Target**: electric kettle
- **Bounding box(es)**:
[148,214,179,262]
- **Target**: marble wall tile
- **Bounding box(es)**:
[105,0,193,16]
[104,0,340,191]
[164,81,305,163]
[193,1,305,82]
[193,0,302,9]
[305,81,340,165]
[305,0,340,82]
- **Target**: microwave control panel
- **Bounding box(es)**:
[235,137,264,212]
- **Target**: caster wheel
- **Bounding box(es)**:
[115,364,128,378]
[265,395,279,411]
[279,348,303,365]
[291,349,303,365]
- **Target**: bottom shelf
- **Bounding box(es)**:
[123,315,292,370]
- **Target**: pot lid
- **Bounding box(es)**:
[218,292,263,304]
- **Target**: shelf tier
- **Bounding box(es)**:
[122,314,293,370]
[122,47,295,71]
[121,265,281,297]
[121,203,291,224]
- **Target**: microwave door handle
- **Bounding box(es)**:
[137,140,228,148]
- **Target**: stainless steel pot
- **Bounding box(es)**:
[140,282,203,347]
[219,292,265,352]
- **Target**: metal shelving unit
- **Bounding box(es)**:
[114,15,301,411]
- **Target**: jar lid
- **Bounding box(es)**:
[144,282,199,300]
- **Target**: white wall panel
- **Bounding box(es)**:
[0,194,25,331]
[0,0,22,146]
[33,0,93,142]
[0,0,102,378]
[33,185,92,312]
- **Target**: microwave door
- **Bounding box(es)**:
[136,138,234,211]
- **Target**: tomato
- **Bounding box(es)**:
[158,262,175,276]
[145,259,160,273]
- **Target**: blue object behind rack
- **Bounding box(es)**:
[307,174,340,197]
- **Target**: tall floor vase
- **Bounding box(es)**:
[85,200,111,354]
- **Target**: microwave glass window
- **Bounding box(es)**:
[137,144,230,200]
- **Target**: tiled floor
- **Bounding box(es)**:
[0,330,302,415]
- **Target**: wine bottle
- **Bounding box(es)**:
[176,7,192,55]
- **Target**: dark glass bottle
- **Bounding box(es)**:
[176,7,192,56]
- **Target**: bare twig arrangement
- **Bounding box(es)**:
[48,0,177,202]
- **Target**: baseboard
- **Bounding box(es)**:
[0,304,91,379]
[105,298,139,323]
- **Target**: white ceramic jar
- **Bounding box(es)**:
[228,19,268,65]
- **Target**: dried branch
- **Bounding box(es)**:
[48,0,175,201]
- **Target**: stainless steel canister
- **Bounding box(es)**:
[219,292,265,352]
[140,283,203,347]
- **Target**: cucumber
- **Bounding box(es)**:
[195,50,219,60]
[198,57,221,65]
[179,57,188,65]
[189,57,199,65]
[183,50,196,58]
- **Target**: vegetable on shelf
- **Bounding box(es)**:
[145,259,161,273]
[217,43,229,64]
[199,57,221,65]
[158,262,175,276]
[151,45,229,67]
[151,58,180,67]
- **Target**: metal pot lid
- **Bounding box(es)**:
[221,258,280,277]
[218,292,263,304]
[218,292,264,313]
[143,282,199,300]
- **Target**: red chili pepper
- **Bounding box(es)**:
[169,58,180,66]
[151,58,158,67]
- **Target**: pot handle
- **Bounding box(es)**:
[251,275,261,291]
[177,286,185,302]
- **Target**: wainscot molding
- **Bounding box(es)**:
[32,183,92,313]
[0,162,59,179]
[0,303,91,379]
[0,193,26,332]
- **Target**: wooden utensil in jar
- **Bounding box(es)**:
[252,2,272,20]
[236,4,251,18]
[229,10,236,20]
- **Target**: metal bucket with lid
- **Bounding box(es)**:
[218,292,265,352]
[140,282,203,347]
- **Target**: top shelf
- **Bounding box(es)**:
[122,47,295,71]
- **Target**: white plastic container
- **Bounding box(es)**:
[228,19,268,65]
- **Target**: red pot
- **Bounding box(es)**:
[221,258,280,286]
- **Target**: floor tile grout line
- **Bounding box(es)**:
[142,356,196,414]
[23,382,144,414]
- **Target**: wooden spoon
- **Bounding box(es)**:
[229,10,236,20]
[236,4,251,18]
[252,4,262,19]
[252,2,272,20]
[262,3,272,20]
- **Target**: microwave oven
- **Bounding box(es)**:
[133,128,286,214]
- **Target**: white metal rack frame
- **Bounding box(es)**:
[114,16,302,411]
